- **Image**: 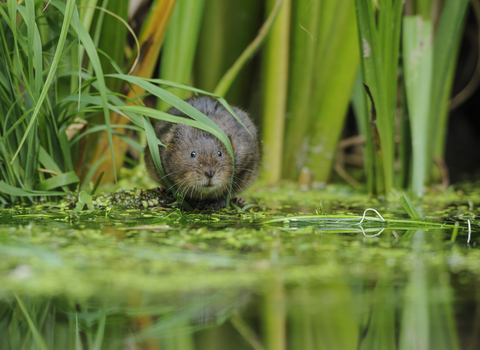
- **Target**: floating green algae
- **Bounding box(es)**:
[0,184,479,299]
[1,184,480,349]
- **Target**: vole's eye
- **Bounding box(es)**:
[217,151,222,157]
[191,151,196,158]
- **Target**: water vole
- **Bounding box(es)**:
[144,96,260,208]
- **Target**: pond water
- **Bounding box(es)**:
[0,184,479,349]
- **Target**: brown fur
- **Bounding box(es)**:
[144,96,260,206]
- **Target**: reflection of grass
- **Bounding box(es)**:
[2,289,242,349]
[2,271,462,349]
[1,187,477,348]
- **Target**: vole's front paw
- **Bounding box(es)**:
[231,198,249,207]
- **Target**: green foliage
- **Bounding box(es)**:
[402,17,433,198]
[0,0,238,208]
[427,0,468,174]
[158,0,206,111]
[261,0,290,184]
[0,0,78,203]
[281,1,360,183]
[0,0,472,204]
[302,1,360,183]
[355,0,403,195]
[400,193,422,219]
[356,0,468,196]
[194,0,262,105]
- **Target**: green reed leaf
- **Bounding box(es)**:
[38,171,80,191]
[399,193,421,219]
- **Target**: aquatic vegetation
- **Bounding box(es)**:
[1,184,480,348]
[0,0,478,347]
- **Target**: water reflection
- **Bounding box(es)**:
[0,260,471,349]
[0,204,478,349]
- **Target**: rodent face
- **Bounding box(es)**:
[164,127,233,200]
[145,96,261,205]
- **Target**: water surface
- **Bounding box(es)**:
[0,185,478,349]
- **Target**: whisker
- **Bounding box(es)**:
[232,176,251,187]
[161,170,181,180]
[168,177,190,192]
[190,184,196,199]
[232,168,255,172]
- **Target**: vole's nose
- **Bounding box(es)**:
[205,169,215,179]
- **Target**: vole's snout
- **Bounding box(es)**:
[205,169,215,179]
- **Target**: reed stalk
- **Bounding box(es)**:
[288,287,314,350]
[261,0,291,184]
[359,278,396,350]
[194,0,227,94]
[158,0,206,111]
[355,0,403,195]
[195,0,262,106]
[305,0,359,183]
[399,230,429,350]
[262,278,286,350]
[283,1,359,183]
[427,0,468,178]
[311,283,359,349]
[282,0,320,180]
[402,16,433,197]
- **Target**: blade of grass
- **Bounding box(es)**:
[0,180,65,197]
[38,171,80,191]
[75,313,82,350]
[230,311,265,350]
[399,193,422,219]
[14,294,49,350]
[90,171,104,195]
[80,156,106,191]
[95,1,128,94]
[193,0,226,94]
[107,75,235,156]
[92,308,106,350]
[11,0,76,164]
[24,119,39,190]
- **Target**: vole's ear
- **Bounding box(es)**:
[227,135,237,158]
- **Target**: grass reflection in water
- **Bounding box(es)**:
[0,189,478,349]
